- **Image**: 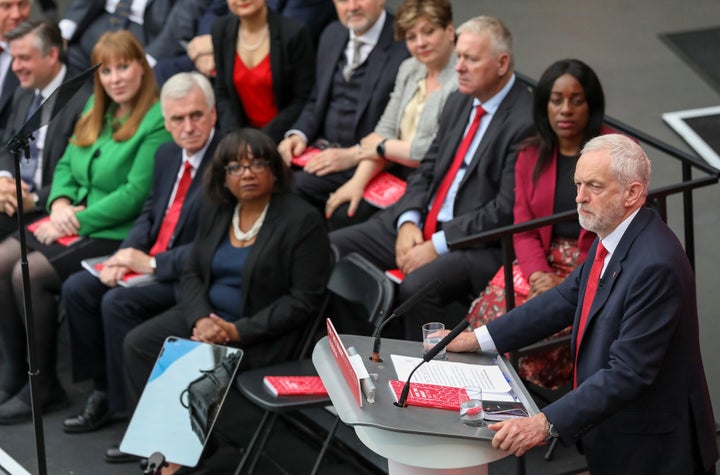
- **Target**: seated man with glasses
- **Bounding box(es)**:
[59,72,220,443]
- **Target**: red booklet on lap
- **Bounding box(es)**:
[290,146,322,167]
[363,171,407,209]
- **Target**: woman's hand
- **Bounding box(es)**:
[32,219,64,245]
[49,199,84,236]
[527,271,564,300]
[325,178,365,218]
[192,314,239,344]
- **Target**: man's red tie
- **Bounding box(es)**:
[423,105,486,241]
[573,242,608,387]
[149,161,193,256]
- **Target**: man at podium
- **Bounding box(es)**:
[443,135,718,474]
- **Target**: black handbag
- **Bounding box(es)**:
[180,350,242,442]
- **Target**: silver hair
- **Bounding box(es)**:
[160,72,215,115]
[581,134,651,197]
[456,15,514,69]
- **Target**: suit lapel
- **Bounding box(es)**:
[355,16,393,124]
[578,207,653,346]
[317,28,347,114]
[0,70,18,114]
[241,195,280,303]
[428,96,474,197]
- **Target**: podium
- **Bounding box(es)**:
[312,335,540,475]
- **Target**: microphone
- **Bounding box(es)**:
[394,318,470,408]
[370,279,439,362]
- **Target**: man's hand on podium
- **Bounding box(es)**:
[489,412,548,457]
[434,328,480,353]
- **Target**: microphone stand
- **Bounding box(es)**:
[4,64,99,475]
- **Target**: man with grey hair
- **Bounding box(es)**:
[445,134,718,474]
[331,15,534,339]
[59,73,219,448]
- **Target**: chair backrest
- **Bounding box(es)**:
[294,253,395,359]
[326,253,395,326]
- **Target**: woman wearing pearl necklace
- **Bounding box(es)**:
[120,128,331,473]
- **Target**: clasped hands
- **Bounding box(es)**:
[32,199,85,245]
[394,222,438,274]
[0,177,36,217]
[99,248,154,287]
[192,314,239,345]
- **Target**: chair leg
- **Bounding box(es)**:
[235,410,279,475]
[310,415,340,475]
[544,437,559,461]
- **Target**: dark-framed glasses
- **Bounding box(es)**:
[225,160,270,176]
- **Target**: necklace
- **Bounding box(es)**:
[239,25,269,52]
[231,202,269,242]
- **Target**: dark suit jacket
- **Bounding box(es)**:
[212,9,315,142]
[389,82,535,246]
[119,134,219,282]
[0,64,18,135]
[0,75,91,209]
[487,207,719,473]
[178,192,331,370]
[63,0,175,47]
[290,12,409,143]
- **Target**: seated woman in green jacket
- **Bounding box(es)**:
[0,30,172,424]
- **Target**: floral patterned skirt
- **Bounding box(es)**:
[466,238,581,389]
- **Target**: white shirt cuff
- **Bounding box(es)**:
[431,231,449,255]
[474,325,497,352]
[285,129,308,143]
[397,210,421,231]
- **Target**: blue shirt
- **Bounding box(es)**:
[208,236,252,321]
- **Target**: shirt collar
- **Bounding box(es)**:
[472,73,516,115]
[182,128,215,167]
[37,65,67,100]
[598,207,641,256]
[349,9,386,48]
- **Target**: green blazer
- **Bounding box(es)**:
[47,98,172,240]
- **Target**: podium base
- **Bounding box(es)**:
[388,459,487,475]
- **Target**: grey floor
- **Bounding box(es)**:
[2,0,718,473]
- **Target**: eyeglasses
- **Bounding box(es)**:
[225,160,270,176]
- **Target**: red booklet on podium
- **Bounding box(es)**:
[388,380,465,411]
[363,171,407,209]
[263,376,328,397]
[27,216,82,246]
[290,146,321,167]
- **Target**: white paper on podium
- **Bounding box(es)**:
[390,354,515,401]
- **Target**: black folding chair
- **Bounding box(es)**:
[234,253,395,475]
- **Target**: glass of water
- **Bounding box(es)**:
[459,386,486,427]
[422,322,446,360]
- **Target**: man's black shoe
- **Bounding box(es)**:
[63,390,110,433]
[105,445,141,464]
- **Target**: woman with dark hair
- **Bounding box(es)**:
[212,0,315,142]
[0,30,172,423]
[467,59,615,390]
[111,128,331,467]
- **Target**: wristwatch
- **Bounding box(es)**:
[149,257,157,273]
[546,420,560,440]
[376,138,389,158]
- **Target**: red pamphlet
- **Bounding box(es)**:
[290,146,322,167]
[388,380,466,411]
[385,268,405,284]
[262,376,328,397]
[488,263,530,297]
[27,216,82,246]
[363,171,407,209]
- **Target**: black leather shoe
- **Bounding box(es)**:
[63,390,109,433]
[0,387,69,424]
[105,445,141,464]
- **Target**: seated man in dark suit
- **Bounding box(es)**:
[60,72,220,441]
[331,16,534,340]
[277,0,408,212]
[58,0,209,73]
[443,134,718,475]
[0,19,90,238]
[0,0,32,135]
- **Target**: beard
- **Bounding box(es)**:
[578,199,626,237]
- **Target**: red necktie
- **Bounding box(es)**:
[573,242,608,387]
[423,105,486,240]
[149,161,193,256]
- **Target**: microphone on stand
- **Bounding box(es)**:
[370,279,440,362]
[394,318,470,408]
